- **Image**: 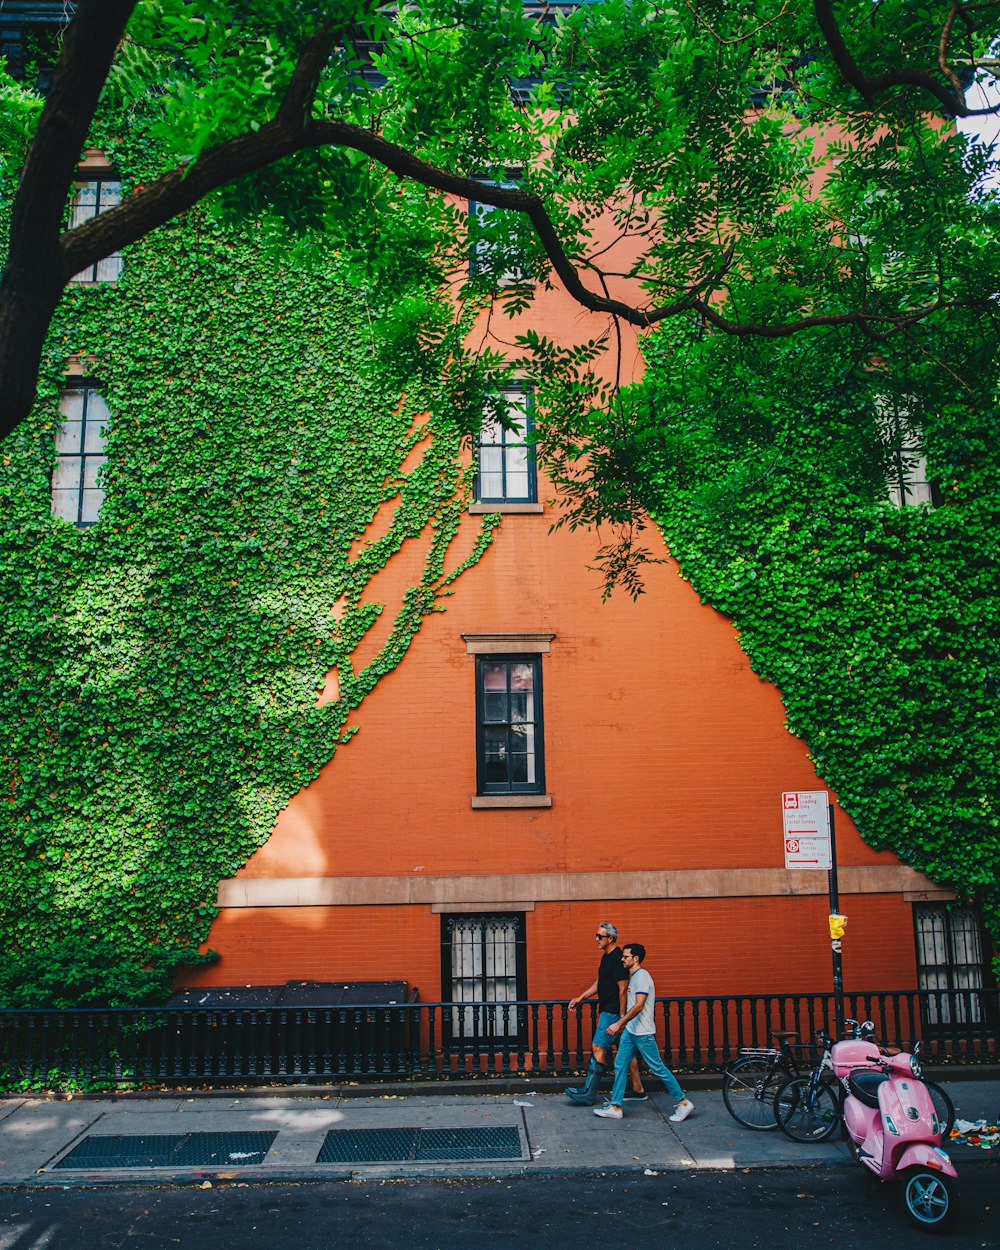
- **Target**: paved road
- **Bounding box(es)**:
[0,1166,996,1250]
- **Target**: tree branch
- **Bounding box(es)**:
[813,0,1000,116]
[60,23,340,278]
[10,0,137,256]
[13,103,992,443]
[0,0,138,435]
[1,3,996,443]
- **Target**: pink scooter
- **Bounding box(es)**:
[832,1021,959,1231]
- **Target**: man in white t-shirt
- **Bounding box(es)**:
[593,943,694,1123]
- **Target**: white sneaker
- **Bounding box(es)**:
[593,1104,623,1119]
[669,1099,694,1123]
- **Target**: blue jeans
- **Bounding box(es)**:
[609,1031,684,1106]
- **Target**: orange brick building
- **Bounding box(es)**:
[182,160,964,1016]
[187,416,951,1007]
[5,4,990,1042]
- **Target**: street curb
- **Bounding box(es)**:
[3,1158,850,1189]
[11,1063,995,1102]
[6,1155,996,1190]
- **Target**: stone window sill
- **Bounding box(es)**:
[469,503,544,515]
[471,794,553,809]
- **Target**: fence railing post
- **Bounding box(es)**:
[2,989,996,1090]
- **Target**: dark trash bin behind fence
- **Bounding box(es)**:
[158,982,418,1083]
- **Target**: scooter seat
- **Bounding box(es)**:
[847,1067,889,1109]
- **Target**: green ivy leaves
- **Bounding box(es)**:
[0,122,496,1009]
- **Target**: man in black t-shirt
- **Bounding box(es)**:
[566,922,646,1105]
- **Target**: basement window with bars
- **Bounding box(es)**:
[914,904,994,1028]
[441,913,527,1045]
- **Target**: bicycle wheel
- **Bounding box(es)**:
[923,1080,955,1140]
[722,1055,786,1130]
[774,1076,841,1143]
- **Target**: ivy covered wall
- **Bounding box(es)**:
[0,131,497,1007]
[538,321,1000,969]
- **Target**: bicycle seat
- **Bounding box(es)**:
[770,1030,798,1041]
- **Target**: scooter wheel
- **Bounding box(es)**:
[900,1166,959,1232]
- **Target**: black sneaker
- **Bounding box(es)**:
[623,1089,648,1102]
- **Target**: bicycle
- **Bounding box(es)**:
[773,1032,841,1142]
[774,1020,956,1144]
[721,1028,817,1131]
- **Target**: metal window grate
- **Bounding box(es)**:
[914,905,989,1026]
[317,1125,524,1164]
[53,1131,277,1169]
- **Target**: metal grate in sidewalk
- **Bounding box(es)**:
[317,1127,420,1163]
[317,1125,524,1164]
[53,1131,277,1169]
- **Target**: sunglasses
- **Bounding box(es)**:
[595,933,609,940]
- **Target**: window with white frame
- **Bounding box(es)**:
[877,398,937,507]
[469,176,529,283]
[68,177,123,283]
[51,382,110,527]
[475,387,537,504]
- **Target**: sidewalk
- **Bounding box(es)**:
[0,1078,996,1187]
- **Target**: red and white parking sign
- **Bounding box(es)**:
[782,791,831,870]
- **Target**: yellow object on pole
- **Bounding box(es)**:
[829,914,848,941]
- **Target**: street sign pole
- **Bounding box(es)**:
[782,790,845,1039]
[827,803,845,1038]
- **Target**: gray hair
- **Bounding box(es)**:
[598,922,618,940]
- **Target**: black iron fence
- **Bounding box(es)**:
[1,988,996,1091]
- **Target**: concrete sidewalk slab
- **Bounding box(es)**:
[0,1099,107,1180]
[0,1077,994,1187]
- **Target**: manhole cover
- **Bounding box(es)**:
[317,1125,523,1164]
[53,1131,277,1170]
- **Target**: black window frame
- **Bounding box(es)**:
[68,174,124,283]
[475,653,545,796]
[913,903,996,1033]
[440,912,528,1047]
[474,386,538,505]
[51,379,110,528]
